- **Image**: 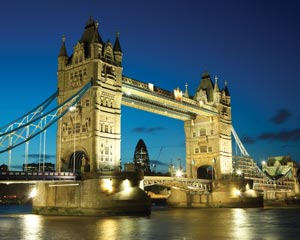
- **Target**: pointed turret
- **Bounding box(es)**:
[58,35,68,71]
[214,75,219,92]
[113,32,123,65]
[184,82,189,98]
[58,35,68,57]
[79,17,104,58]
[224,80,230,96]
[193,72,214,103]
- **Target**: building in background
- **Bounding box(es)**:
[133,139,151,173]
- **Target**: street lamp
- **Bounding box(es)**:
[69,105,76,173]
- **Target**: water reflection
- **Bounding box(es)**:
[96,218,119,239]
[95,216,154,239]
[1,207,300,240]
[231,209,251,239]
[21,214,42,240]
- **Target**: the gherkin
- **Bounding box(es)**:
[133,139,151,173]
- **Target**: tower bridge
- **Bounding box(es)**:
[0,17,297,213]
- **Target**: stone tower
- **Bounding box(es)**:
[184,73,232,179]
[56,17,123,173]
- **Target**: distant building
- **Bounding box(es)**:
[262,155,295,180]
[0,164,8,171]
[23,163,55,172]
[133,139,151,173]
[124,162,136,172]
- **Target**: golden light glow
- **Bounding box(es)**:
[103,179,113,193]
[233,189,241,196]
[175,170,183,177]
[28,188,37,198]
[121,179,131,192]
[69,105,76,111]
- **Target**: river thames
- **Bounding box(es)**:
[0,205,299,240]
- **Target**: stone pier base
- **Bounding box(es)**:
[32,172,151,216]
[167,178,263,208]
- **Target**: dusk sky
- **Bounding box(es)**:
[0,0,299,171]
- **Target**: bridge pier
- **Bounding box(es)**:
[166,178,263,208]
[32,172,151,216]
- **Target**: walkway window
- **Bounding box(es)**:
[195,148,199,154]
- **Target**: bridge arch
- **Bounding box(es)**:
[68,151,90,173]
[197,165,214,180]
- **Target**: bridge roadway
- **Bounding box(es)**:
[0,171,77,183]
[1,171,293,195]
[0,171,212,193]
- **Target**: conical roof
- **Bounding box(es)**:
[195,72,214,102]
[79,17,104,57]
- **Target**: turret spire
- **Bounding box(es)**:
[214,75,219,92]
[224,80,230,96]
[113,31,122,52]
[58,34,68,57]
[184,82,189,97]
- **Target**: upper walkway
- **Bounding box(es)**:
[122,76,218,120]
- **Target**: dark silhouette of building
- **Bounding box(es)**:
[0,164,8,171]
[133,139,151,173]
[23,163,55,172]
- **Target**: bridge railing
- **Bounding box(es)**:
[0,171,77,181]
[144,176,212,192]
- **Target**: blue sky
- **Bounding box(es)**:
[0,0,299,171]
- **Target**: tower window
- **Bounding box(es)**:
[200,128,206,136]
[200,146,207,153]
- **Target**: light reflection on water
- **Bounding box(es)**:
[21,215,42,240]
[0,205,300,240]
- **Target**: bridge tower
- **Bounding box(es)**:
[184,73,232,179]
[56,17,123,173]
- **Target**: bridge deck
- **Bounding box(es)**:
[144,176,212,193]
[0,171,77,182]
